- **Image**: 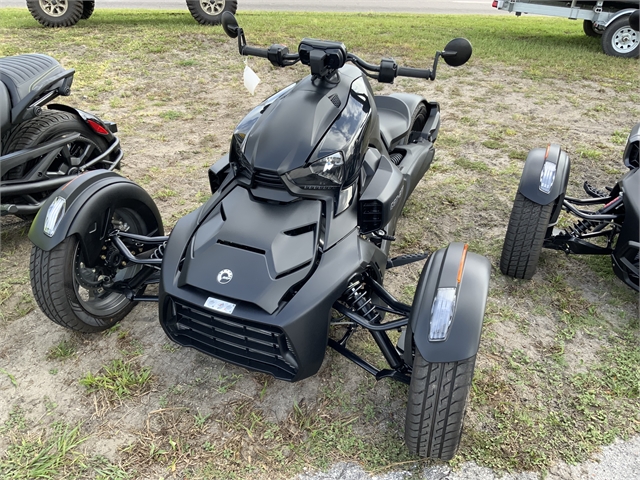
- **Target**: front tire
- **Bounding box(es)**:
[186,0,238,26]
[500,192,554,280]
[602,16,639,58]
[405,352,476,460]
[30,208,148,333]
[26,0,83,27]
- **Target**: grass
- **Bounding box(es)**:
[79,359,153,400]
[47,339,77,361]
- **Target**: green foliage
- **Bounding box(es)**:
[80,359,153,399]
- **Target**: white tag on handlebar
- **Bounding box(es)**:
[244,65,261,95]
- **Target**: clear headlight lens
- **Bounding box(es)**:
[286,152,345,189]
[539,161,557,194]
[429,287,457,341]
[43,196,66,238]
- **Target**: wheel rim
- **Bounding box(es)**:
[611,26,638,54]
[200,0,225,15]
[72,209,144,318]
[39,0,68,17]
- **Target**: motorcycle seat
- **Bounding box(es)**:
[0,54,68,112]
[375,96,412,150]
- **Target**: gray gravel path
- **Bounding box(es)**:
[295,435,640,480]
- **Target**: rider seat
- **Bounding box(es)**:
[375,96,412,150]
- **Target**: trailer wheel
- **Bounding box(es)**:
[405,352,476,460]
[602,16,639,58]
[81,1,95,20]
[27,0,83,27]
[583,20,602,38]
[186,0,238,26]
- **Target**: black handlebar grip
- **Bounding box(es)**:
[242,45,269,58]
[396,66,432,79]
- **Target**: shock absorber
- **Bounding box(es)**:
[343,281,382,324]
[150,242,167,260]
[564,195,624,237]
[343,279,403,369]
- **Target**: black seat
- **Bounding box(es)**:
[0,54,67,109]
[375,95,412,150]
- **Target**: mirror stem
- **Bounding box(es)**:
[236,27,248,55]
[429,52,442,81]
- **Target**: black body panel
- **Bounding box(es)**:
[28,171,163,266]
[612,168,639,290]
[518,145,571,206]
[179,186,322,314]
[160,226,387,382]
[405,243,491,363]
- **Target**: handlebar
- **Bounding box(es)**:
[241,45,269,59]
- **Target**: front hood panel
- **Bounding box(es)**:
[178,187,321,314]
[238,65,362,174]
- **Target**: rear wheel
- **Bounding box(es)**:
[405,352,476,460]
[602,16,639,58]
[1,110,110,219]
[500,192,554,280]
[80,0,95,20]
[30,208,148,333]
[186,0,238,26]
[27,0,83,27]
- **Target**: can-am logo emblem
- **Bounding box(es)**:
[217,269,233,284]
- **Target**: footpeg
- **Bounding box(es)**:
[386,252,430,269]
[583,181,608,198]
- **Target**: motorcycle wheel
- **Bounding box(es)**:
[80,1,95,20]
[26,0,83,27]
[30,208,149,333]
[405,351,476,460]
[500,192,554,280]
[1,110,110,220]
[186,0,238,26]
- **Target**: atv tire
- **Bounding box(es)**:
[81,1,95,20]
[500,192,554,280]
[405,352,476,460]
[27,0,83,27]
[186,0,238,26]
[30,208,149,333]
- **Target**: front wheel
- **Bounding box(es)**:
[30,208,149,333]
[500,192,554,280]
[405,352,476,460]
[602,16,639,58]
[26,0,83,27]
[186,0,238,26]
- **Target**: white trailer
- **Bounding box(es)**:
[492,1,639,57]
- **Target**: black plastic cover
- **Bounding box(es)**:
[358,155,404,234]
[518,145,571,206]
[405,243,490,363]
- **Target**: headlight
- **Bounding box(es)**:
[539,161,557,194]
[429,287,457,341]
[286,152,344,189]
[43,196,66,238]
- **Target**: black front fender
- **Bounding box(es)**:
[405,243,490,364]
[29,170,163,267]
[518,144,570,206]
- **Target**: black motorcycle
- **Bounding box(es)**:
[500,123,639,291]
[1,53,122,219]
[27,13,491,459]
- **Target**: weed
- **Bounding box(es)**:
[80,359,153,400]
[47,339,76,361]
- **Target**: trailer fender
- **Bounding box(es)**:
[517,144,570,208]
[29,170,163,267]
[602,9,638,29]
[404,243,490,364]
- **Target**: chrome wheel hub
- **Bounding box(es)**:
[200,0,225,15]
[612,26,638,54]
[39,0,68,17]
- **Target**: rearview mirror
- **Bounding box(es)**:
[441,38,473,67]
[221,12,240,38]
